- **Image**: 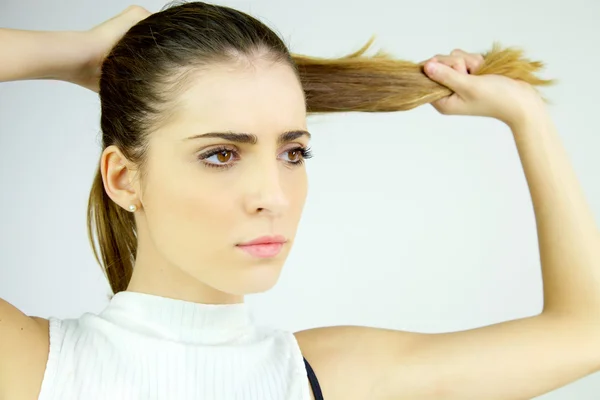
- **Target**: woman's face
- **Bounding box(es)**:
[133,59,309,299]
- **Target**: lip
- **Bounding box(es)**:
[236,235,287,259]
[237,235,287,246]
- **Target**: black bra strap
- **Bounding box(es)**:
[303,357,324,400]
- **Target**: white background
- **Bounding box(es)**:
[1,0,599,398]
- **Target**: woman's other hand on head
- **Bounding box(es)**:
[422,49,546,128]
[72,5,151,92]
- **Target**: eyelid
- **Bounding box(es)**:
[279,141,311,153]
[197,144,238,157]
[281,141,308,148]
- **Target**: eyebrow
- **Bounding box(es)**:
[184,130,311,146]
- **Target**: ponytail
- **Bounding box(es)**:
[295,39,554,113]
[87,166,137,294]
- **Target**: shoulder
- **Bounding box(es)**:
[295,325,419,400]
[0,298,50,399]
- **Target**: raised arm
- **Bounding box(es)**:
[296,52,600,400]
[0,29,87,85]
[0,5,149,91]
[0,6,150,398]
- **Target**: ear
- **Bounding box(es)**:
[101,145,142,211]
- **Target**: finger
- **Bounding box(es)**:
[430,91,471,116]
[467,54,485,74]
[430,96,452,114]
[462,54,485,74]
[451,49,485,74]
[431,54,468,74]
[120,5,152,25]
[424,61,470,94]
[94,5,150,33]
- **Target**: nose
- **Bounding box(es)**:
[243,161,289,217]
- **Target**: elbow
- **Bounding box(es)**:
[539,311,600,369]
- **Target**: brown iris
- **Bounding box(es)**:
[287,149,300,162]
[217,150,232,163]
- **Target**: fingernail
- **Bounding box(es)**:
[426,62,437,74]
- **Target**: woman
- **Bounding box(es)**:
[1,2,599,400]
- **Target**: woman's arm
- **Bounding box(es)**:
[296,57,600,400]
[0,29,90,84]
[0,7,150,398]
[0,26,91,400]
[0,5,150,91]
[511,106,600,317]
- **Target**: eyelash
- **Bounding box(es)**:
[197,145,313,170]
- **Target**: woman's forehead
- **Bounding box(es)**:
[162,62,307,139]
[183,62,304,114]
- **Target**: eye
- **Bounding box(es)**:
[279,146,313,166]
[211,150,233,163]
[286,149,301,162]
[197,145,313,171]
[197,146,239,169]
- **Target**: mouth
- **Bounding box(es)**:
[236,235,287,258]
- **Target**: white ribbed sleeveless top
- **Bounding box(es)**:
[37,291,311,400]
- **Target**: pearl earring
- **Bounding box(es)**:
[128,204,137,212]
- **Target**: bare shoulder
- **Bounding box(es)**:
[295,325,427,400]
[296,315,600,400]
[0,298,50,399]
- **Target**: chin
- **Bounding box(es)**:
[221,261,285,296]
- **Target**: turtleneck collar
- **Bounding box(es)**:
[99,291,255,345]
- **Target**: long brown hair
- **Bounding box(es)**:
[87,1,553,294]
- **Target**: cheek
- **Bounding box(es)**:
[143,161,239,253]
[285,169,308,216]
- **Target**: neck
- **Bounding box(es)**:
[101,291,253,344]
[128,232,244,305]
